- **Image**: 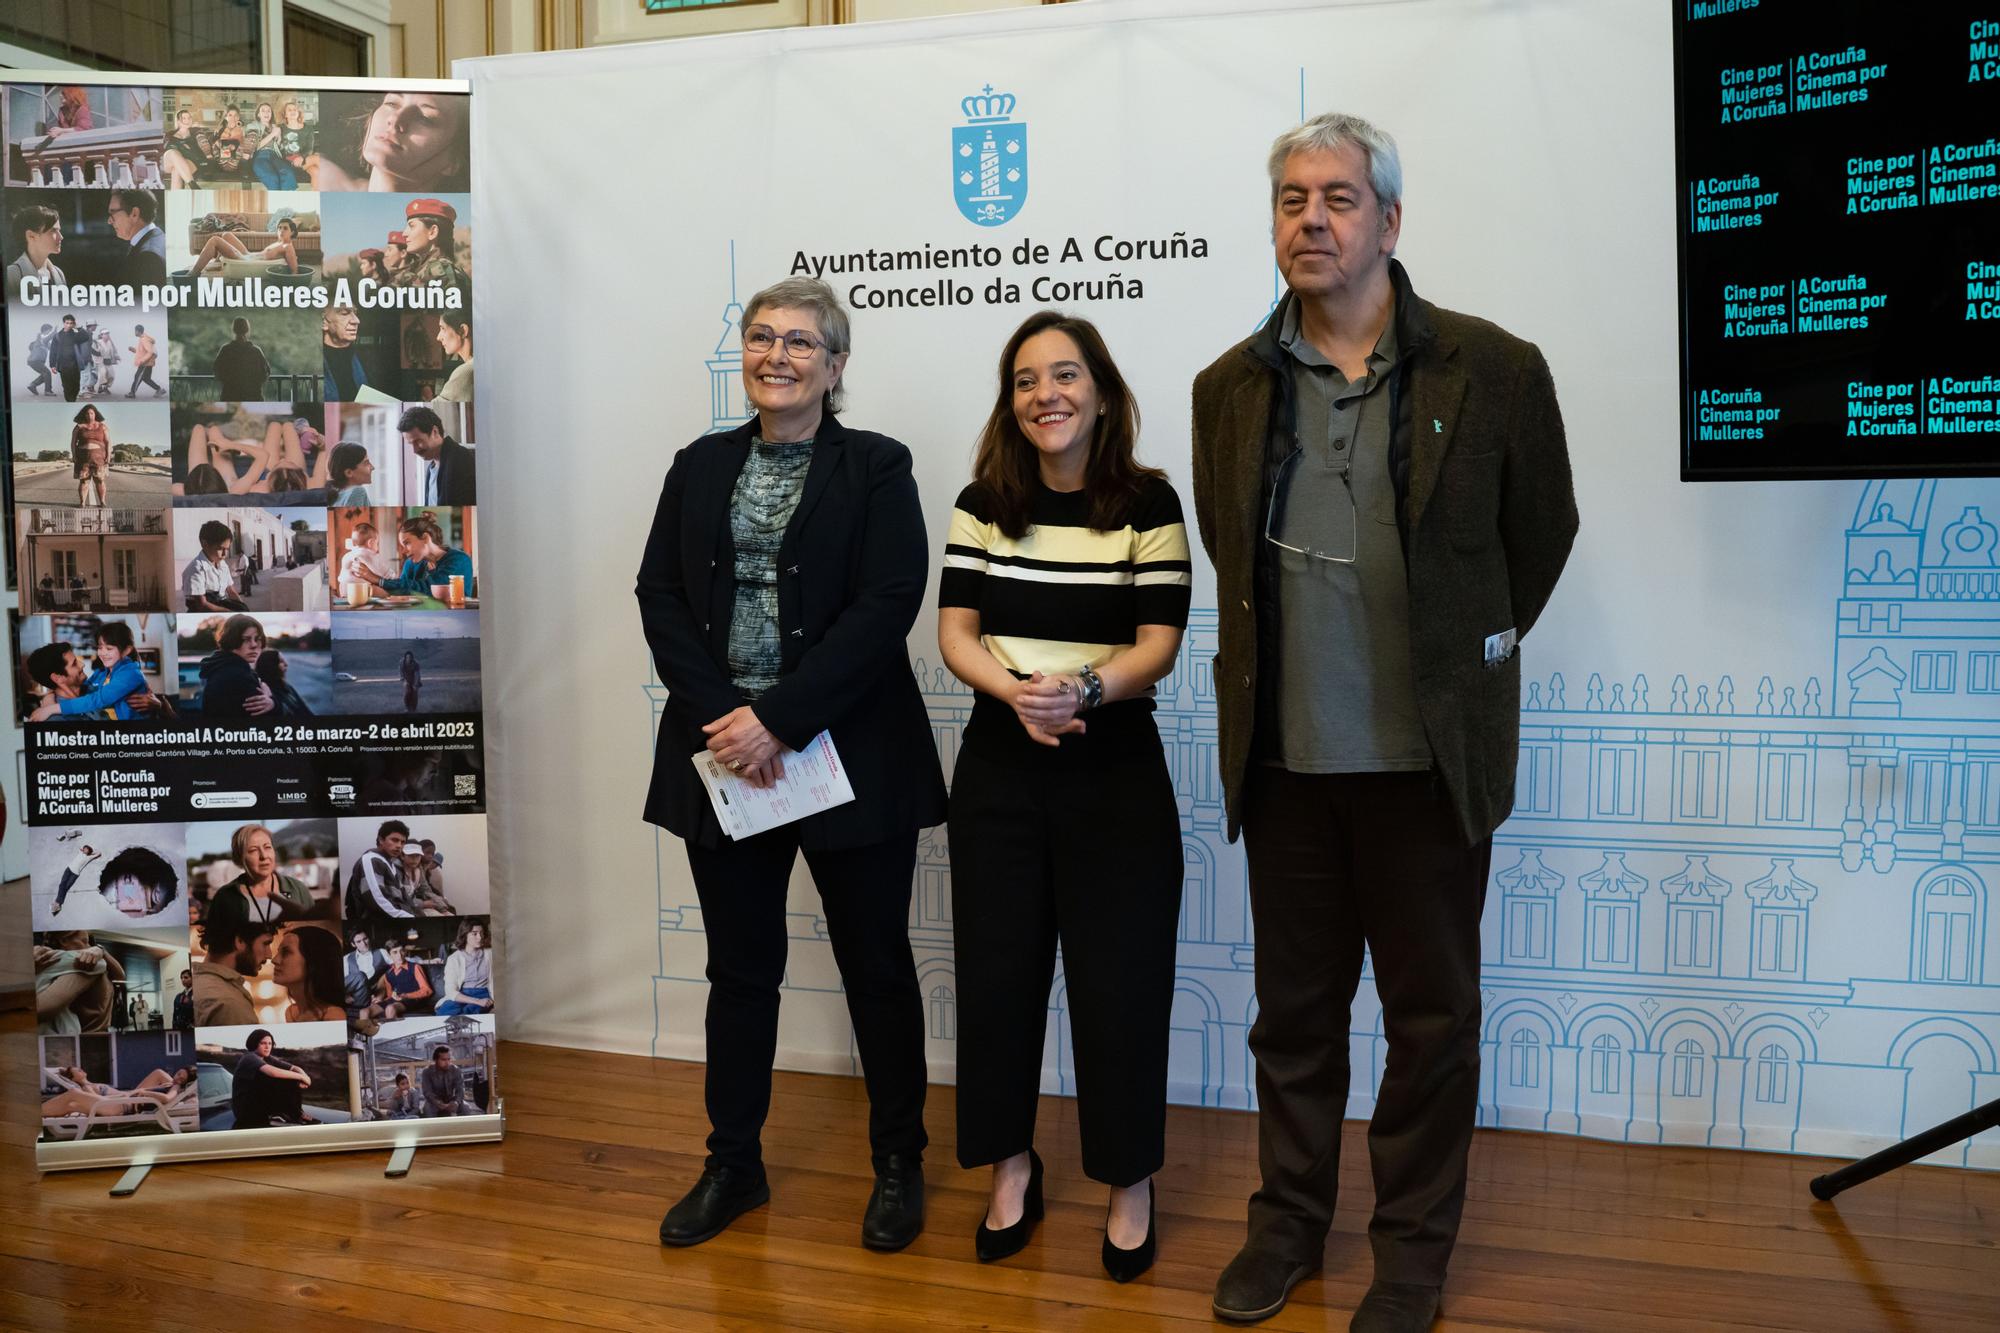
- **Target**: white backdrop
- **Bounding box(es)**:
[467,0,2000,1165]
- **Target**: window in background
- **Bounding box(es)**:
[1504,892,1553,966]
[1969,651,2000,694]
[1589,742,1643,820]
[1674,745,1727,821]
[1759,748,1812,824]
[1670,1037,1706,1099]
[284,5,369,78]
[3,83,161,188]
[1513,741,1558,815]
[927,985,954,1041]
[1588,1033,1622,1096]
[0,0,262,74]
[1751,903,1807,979]
[1911,650,1957,693]
[1754,1043,1791,1104]
[645,0,777,11]
[1506,1029,1542,1090]
[5,84,155,133]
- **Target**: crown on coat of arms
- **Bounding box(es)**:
[961,85,1017,123]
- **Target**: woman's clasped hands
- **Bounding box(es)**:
[703,706,788,789]
[1009,671,1087,748]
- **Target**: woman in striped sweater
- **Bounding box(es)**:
[939,310,1192,1282]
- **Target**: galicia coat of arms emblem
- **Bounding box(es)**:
[953,85,1027,226]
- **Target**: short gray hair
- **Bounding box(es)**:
[1267,112,1402,213]
[741,276,851,413]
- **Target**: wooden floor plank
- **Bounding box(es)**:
[5,1021,1997,1330]
[0,1252,415,1333]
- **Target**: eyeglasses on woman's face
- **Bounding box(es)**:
[743,325,825,359]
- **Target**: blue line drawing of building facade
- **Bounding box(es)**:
[1483,478,2000,1166]
[650,259,1999,1166]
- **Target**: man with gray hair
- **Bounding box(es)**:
[1192,114,1577,1329]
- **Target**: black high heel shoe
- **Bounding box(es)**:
[1101,1178,1156,1283]
[974,1148,1044,1262]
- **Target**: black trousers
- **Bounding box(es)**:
[949,726,1183,1187]
[59,367,80,401]
[685,828,927,1173]
[237,1073,306,1128]
[1241,768,1491,1286]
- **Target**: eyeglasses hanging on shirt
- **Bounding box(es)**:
[1263,443,1358,565]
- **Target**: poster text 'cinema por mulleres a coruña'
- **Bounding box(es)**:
[3,79,497,1153]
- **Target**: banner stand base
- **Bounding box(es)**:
[386,1144,416,1177]
[109,1164,151,1196]
[36,1109,504,1175]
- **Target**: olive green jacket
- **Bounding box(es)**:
[1190,261,1578,845]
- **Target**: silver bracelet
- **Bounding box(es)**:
[1076,664,1104,712]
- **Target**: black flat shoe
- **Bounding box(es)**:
[1101,1178,1156,1282]
[974,1148,1044,1262]
[658,1164,771,1247]
[860,1154,925,1251]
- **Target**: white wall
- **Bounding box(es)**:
[466,0,2000,1166]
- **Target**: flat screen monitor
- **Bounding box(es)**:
[1676,0,2000,479]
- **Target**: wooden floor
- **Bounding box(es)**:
[3,1012,1996,1332]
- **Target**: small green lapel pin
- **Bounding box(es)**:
[1433,418,1443,434]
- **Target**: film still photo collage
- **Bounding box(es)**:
[6,85,491,1140]
[30,815,496,1141]
[3,81,476,617]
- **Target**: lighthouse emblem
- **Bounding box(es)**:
[952,84,1028,226]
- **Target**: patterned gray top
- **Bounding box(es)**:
[726,436,815,698]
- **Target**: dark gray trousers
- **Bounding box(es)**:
[1241,767,1491,1285]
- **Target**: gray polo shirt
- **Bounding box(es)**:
[1267,298,1431,772]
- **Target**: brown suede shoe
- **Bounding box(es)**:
[1349,1280,1441,1332]
[1212,1247,1319,1324]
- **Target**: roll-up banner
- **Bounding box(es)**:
[2,73,499,1170]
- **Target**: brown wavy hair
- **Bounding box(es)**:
[397,512,446,547]
[970,310,1162,539]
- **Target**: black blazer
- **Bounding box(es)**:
[433,436,476,505]
[635,413,947,850]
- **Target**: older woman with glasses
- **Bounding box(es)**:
[636,276,945,1254]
